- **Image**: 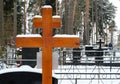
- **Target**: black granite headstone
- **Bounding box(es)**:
[73,48,81,64]
[0,70,58,84]
[22,48,39,67]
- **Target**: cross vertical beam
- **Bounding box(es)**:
[42,6,53,84]
[16,5,80,84]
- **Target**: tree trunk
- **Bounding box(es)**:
[73,0,77,23]
[65,0,76,34]
[13,0,17,41]
[83,0,90,45]
[24,0,26,34]
[64,0,69,34]
[95,0,98,42]
[0,0,4,46]
[0,0,3,56]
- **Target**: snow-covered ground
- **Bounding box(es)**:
[1,49,120,84]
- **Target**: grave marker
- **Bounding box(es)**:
[16,5,80,84]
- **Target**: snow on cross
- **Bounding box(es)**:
[16,5,80,84]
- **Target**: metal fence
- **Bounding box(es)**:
[1,48,120,84]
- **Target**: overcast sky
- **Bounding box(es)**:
[110,0,120,31]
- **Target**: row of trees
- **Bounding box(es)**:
[25,0,116,45]
[0,0,57,57]
[0,0,116,51]
[61,0,116,45]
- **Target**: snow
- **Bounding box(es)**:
[53,15,61,18]
[1,51,120,84]
[33,15,42,18]
[53,64,120,84]
[16,34,79,38]
[42,5,52,8]
[53,34,79,38]
[0,65,58,78]
[0,65,42,74]
[16,34,42,37]
[109,0,120,30]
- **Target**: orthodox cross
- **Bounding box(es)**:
[96,38,104,49]
[16,5,80,84]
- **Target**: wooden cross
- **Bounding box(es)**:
[16,5,80,84]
